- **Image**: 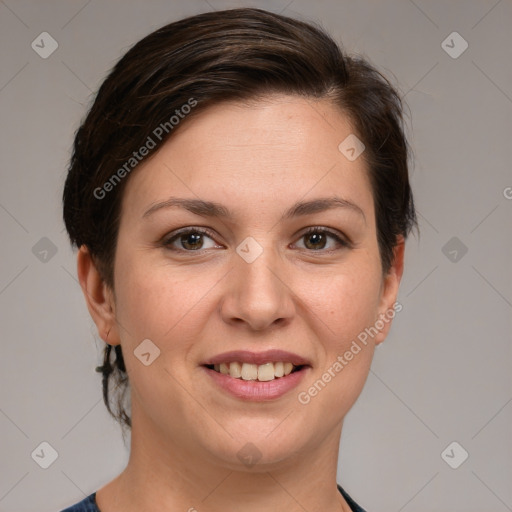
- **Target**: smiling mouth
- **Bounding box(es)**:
[204,361,306,382]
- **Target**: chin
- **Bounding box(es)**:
[198,419,309,471]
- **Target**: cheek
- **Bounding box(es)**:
[295,270,381,422]
[114,262,206,343]
[111,259,206,408]
[298,257,382,394]
[304,260,383,340]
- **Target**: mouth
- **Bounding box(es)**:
[201,350,311,401]
[204,361,306,382]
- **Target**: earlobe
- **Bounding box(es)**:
[76,245,120,345]
[374,236,405,345]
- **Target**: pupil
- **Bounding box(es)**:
[183,233,202,250]
[306,232,325,250]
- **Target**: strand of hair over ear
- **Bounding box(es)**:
[95,344,126,373]
[95,343,131,429]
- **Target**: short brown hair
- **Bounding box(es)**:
[63,7,417,430]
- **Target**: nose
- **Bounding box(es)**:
[219,241,295,332]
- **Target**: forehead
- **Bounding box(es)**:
[121,94,374,223]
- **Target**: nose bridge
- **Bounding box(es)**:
[222,235,294,329]
[238,238,278,290]
[237,235,283,299]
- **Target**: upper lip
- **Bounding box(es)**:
[202,349,311,367]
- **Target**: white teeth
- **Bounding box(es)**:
[274,361,284,377]
[257,362,275,382]
[229,361,242,378]
[211,361,300,381]
[241,363,258,380]
[283,362,293,376]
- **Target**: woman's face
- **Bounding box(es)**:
[96,94,403,469]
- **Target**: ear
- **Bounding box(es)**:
[76,245,121,346]
[373,236,405,345]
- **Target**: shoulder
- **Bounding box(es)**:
[59,493,100,512]
[337,484,368,512]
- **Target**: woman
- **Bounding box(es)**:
[61,7,417,512]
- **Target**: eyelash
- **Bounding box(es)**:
[161,226,351,254]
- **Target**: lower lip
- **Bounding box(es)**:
[202,366,309,401]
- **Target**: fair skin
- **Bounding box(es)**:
[78,94,404,512]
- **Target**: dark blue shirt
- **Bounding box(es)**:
[60,484,367,511]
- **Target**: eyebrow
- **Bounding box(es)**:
[142,196,366,223]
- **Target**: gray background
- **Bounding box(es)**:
[0,1,511,511]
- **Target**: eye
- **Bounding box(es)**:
[162,227,220,252]
[294,227,350,252]
[162,226,350,254]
